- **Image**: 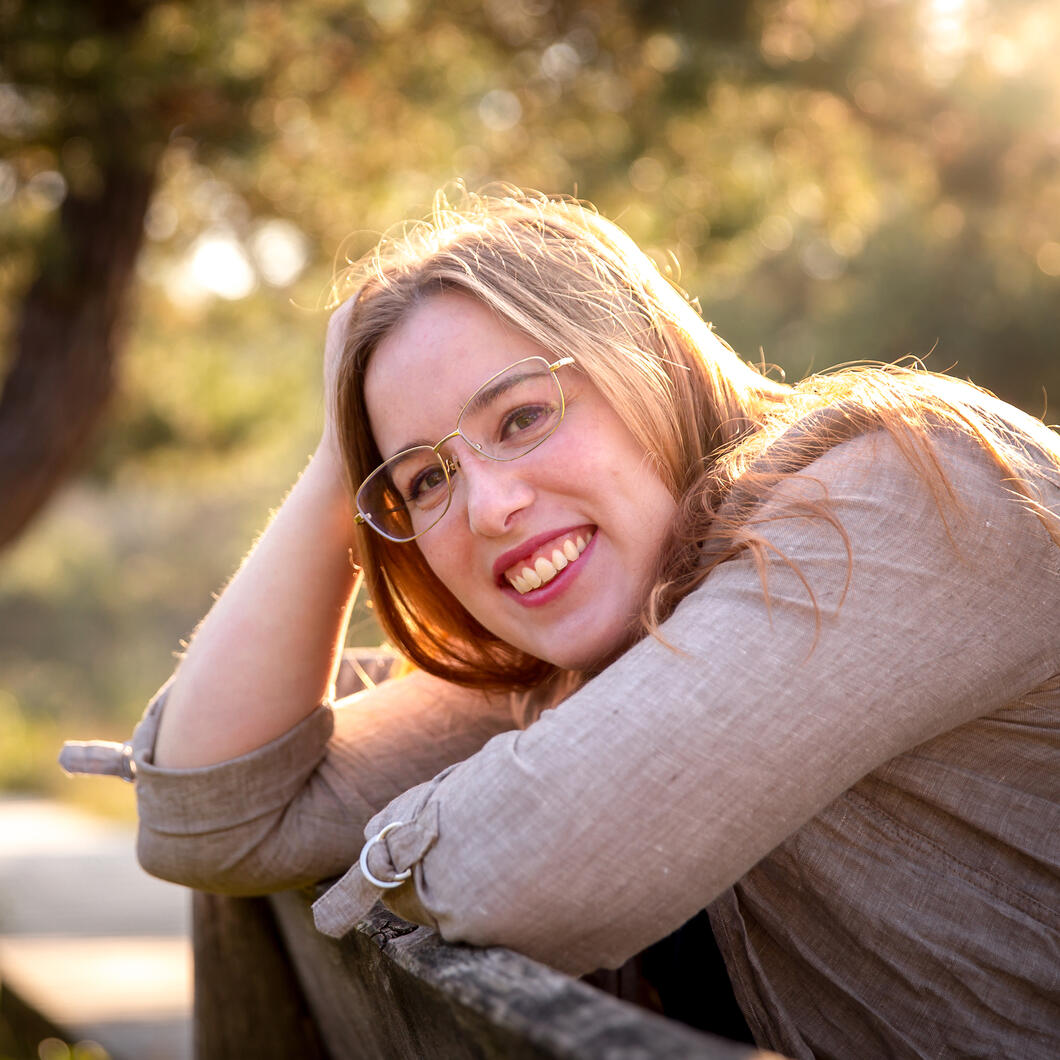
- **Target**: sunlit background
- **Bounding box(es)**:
[0,0,1057,1054]
[1,0,1058,809]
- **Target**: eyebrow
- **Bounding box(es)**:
[387,365,547,457]
[461,367,539,419]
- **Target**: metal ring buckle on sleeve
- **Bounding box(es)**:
[359,821,412,889]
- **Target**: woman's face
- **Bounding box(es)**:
[364,292,678,671]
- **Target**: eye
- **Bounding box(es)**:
[500,403,553,441]
[406,464,448,505]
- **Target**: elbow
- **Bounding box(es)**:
[136,822,302,897]
[136,822,235,893]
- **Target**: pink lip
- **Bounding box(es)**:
[500,532,597,608]
[491,524,596,584]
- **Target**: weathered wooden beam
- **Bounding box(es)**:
[267,890,780,1060]
[192,892,328,1060]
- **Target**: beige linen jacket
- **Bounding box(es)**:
[66,426,1060,1059]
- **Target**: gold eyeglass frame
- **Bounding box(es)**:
[354,355,576,543]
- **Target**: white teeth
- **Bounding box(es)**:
[507,532,594,594]
[534,556,558,584]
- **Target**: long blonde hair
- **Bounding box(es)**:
[333,188,1060,690]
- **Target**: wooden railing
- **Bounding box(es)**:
[192,888,780,1059]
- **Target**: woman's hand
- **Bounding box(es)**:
[319,294,359,458]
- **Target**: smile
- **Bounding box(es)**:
[504,530,594,594]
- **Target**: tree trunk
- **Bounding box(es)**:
[0,155,155,551]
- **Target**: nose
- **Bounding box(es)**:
[455,449,535,537]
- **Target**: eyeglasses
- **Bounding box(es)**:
[355,355,575,542]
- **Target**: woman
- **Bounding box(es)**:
[65,189,1059,1058]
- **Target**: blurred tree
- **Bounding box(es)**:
[1,0,1058,553]
[0,0,285,549]
[1,0,150,549]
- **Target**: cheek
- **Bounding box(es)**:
[594,439,674,525]
[416,533,476,599]
[618,470,678,562]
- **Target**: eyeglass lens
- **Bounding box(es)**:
[357,357,564,541]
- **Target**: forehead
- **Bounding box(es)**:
[364,292,546,458]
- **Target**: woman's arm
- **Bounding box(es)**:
[153,303,360,768]
[136,668,524,894]
[131,300,542,889]
[315,429,1060,974]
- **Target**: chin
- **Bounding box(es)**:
[532,617,643,675]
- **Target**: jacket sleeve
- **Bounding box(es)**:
[131,667,522,894]
[312,428,1060,974]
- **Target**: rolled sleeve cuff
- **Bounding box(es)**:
[132,683,335,836]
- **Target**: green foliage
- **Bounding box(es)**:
[2,0,1058,798]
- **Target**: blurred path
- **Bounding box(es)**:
[0,797,191,1060]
